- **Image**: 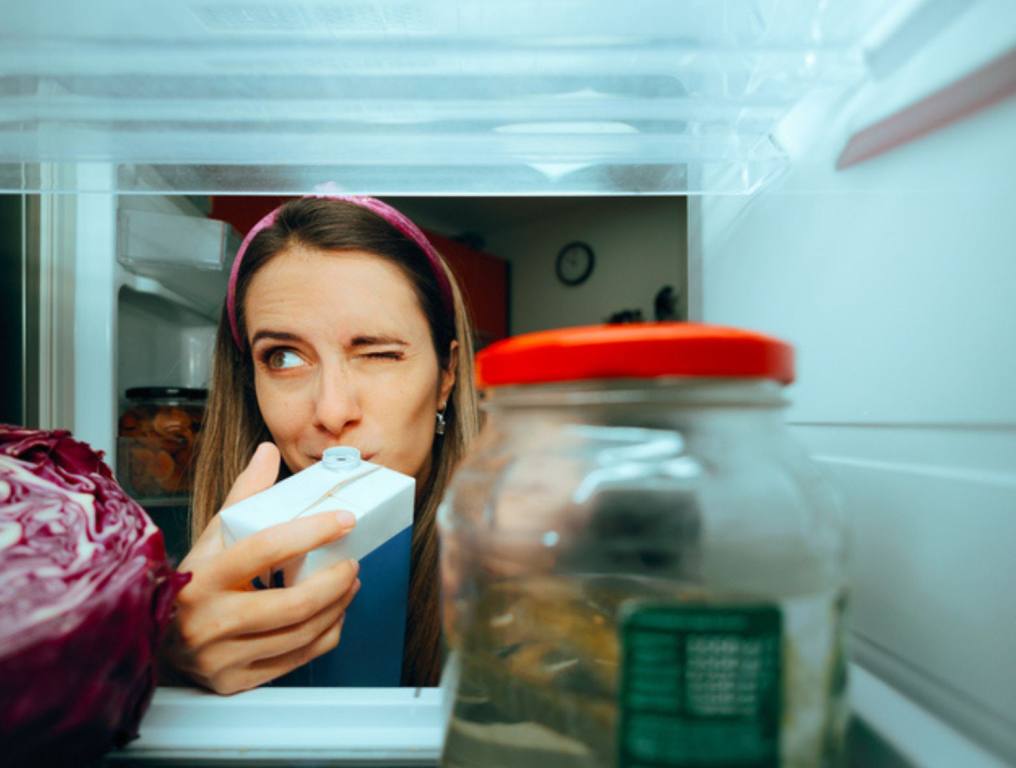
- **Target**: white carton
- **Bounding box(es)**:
[219,447,415,586]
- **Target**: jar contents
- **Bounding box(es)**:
[117,387,205,499]
[443,551,847,768]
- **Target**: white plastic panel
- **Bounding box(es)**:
[72,168,118,462]
[851,665,1006,768]
[120,209,232,271]
[117,288,216,392]
[798,424,1016,760]
[692,4,1016,760]
[116,196,223,379]
[0,0,917,195]
[110,686,445,764]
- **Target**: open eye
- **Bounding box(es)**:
[266,348,306,370]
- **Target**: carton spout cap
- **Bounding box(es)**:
[323,446,362,471]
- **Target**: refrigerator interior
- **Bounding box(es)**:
[3,0,1014,765]
[689,3,1016,760]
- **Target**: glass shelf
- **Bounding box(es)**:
[116,207,236,321]
[0,0,917,195]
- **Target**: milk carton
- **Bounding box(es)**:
[220,446,415,686]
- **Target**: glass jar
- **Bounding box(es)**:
[117,387,206,500]
[438,324,847,768]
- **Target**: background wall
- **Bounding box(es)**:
[394,197,687,335]
[487,197,686,334]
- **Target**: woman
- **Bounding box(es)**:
[162,196,479,694]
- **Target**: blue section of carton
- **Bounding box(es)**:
[267,524,413,687]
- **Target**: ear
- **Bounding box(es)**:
[437,339,458,409]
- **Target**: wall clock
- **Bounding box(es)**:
[555,241,595,286]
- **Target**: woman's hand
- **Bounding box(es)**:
[163,443,361,695]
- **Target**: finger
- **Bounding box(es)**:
[185,444,279,566]
[220,558,360,634]
[222,442,281,510]
[174,564,361,658]
[232,578,361,666]
[182,513,224,565]
[205,509,357,588]
[239,614,348,692]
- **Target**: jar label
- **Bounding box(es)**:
[618,604,781,767]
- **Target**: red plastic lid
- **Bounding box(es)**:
[475,323,795,387]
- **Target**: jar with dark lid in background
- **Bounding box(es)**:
[438,323,847,768]
[118,387,206,501]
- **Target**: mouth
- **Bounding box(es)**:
[310,449,376,463]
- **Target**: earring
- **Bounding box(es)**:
[435,408,447,436]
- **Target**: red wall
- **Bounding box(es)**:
[210,196,287,236]
[423,231,508,345]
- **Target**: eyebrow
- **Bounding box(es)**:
[250,330,302,346]
[249,330,408,348]
[349,334,409,348]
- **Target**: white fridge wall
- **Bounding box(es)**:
[70,191,222,464]
[692,6,1016,761]
[72,166,118,462]
[117,195,220,396]
[118,291,216,393]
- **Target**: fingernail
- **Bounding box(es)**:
[350,559,361,575]
[335,510,356,528]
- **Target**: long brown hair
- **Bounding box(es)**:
[191,198,479,686]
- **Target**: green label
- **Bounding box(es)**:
[618,604,781,768]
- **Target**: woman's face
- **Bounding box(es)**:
[244,245,455,485]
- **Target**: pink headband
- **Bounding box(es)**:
[226,194,453,350]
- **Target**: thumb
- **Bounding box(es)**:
[222,442,281,509]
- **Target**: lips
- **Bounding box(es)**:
[310,449,376,463]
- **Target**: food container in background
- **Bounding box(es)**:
[438,323,848,768]
[117,387,205,500]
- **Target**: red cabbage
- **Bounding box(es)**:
[0,424,190,767]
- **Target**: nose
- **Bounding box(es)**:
[312,361,363,436]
